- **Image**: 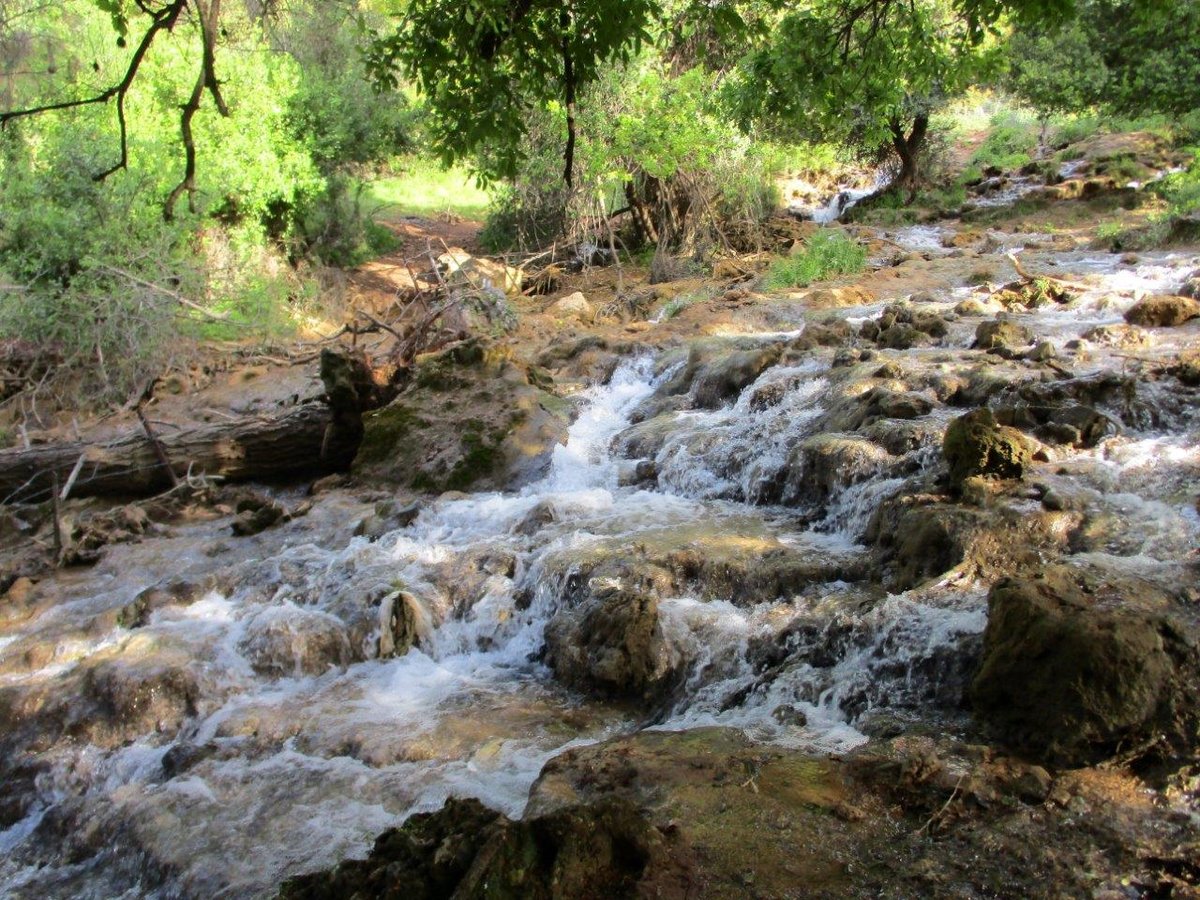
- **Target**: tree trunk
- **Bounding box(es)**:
[889,113,929,195]
[0,349,389,504]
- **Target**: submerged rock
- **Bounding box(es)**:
[971,571,1200,766]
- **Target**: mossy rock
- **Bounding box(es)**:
[971,570,1200,766]
[943,408,1037,487]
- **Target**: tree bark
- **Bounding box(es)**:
[889,113,929,192]
[0,350,388,504]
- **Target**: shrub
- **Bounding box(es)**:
[763,230,866,289]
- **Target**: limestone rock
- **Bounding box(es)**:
[548,291,594,322]
[973,319,1034,358]
[971,571,1200,765]
[943,408,1038,486]
[543,584,677,702]
[1124,294,1200,327]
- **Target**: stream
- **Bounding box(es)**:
[1,246,1198,898]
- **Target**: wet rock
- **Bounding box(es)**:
[355,341,570,492]
[876,323,927,350]
[1124,294,1200,327]
[237,607,352,677]
[955,298,992,317]
[117,578,206,629]
[1167,350,1200,387]
[973,319,1034,358]
[802,285,876,308]
[514,499,557,536]
[1081,323,1152,349]
[782,434,893,507]
[971,570,1200,766]
[231,494,287,537]
[279,795,681,900]
[74,647,200,744]
[543,583,677,702]
[308,474,348,495]
[1179,268,1200,299]
[993,403,1116,449]
[943,408,1038,487]
[691,346,783,409]
[613,413,677,460]
[823,386,935,432]
[378,589,431,658]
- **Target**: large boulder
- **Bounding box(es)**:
[543,584,677,702]
[438,250,523,297]
[690,345,783,409]
[354,341,570,492]
[971,571,1199,766]
[1124,294,1200,327]
[942,408,1039,487]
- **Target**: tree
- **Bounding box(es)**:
[1008,0,1200,120]
[731,0,997,193]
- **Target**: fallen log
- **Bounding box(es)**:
[0,348,391,504]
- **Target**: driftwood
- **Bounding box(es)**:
[0,348,390,505]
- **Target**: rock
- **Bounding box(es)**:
[438,250,523,297]
[822,387,936,432]
[543,583,677,702]
[970,571,1200,766]
[1179,268,1200,299]
[993,403,1116,449]
[548,291,594,322]
[514,499,557,536]
[943,408,1038,487]
[1025,341,1057,362]
[691,346,783,408]
[355,341,570,492]
[237,607,352,677]
[378,589,431,657]
[279,795,682,900]
[782,434,893,509]
[973,319,1034,358]
[1081,323,1151,349]
[1124,294,1200,327]
[231,494,287,536]
[877,323,927,350]
[955,298,991,317]
[802,285,876,308]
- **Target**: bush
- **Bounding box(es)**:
[763,230,866,289]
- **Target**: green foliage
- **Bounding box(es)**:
[368,0,659,181]
[966,109,1040,176]
[763,230,867,290]
[480,59,781,251]
[368,158,495,223]
[731,0,998,175]
[1007,0,1200,120]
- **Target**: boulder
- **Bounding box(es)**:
[279,796,681,900]
[354,341,570,492]
[971,571,1199,766]
[943,408,1038,486]
[237,607,353,677]
[1124,294,1200,327]
[548,291,594,322]
[691,346,783,409]
[438,250,523,297]
[973,319,1034,358]
[543,583,677,702]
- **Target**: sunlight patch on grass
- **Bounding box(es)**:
[366,157,493,223]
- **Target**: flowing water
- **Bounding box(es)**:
[0,250,1198,898]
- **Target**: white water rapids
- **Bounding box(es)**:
[0,250,1198,897]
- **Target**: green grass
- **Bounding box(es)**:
[763,229,867,290]
[366,157,493,223]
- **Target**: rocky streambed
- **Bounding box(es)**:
[1,223,1199,898]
